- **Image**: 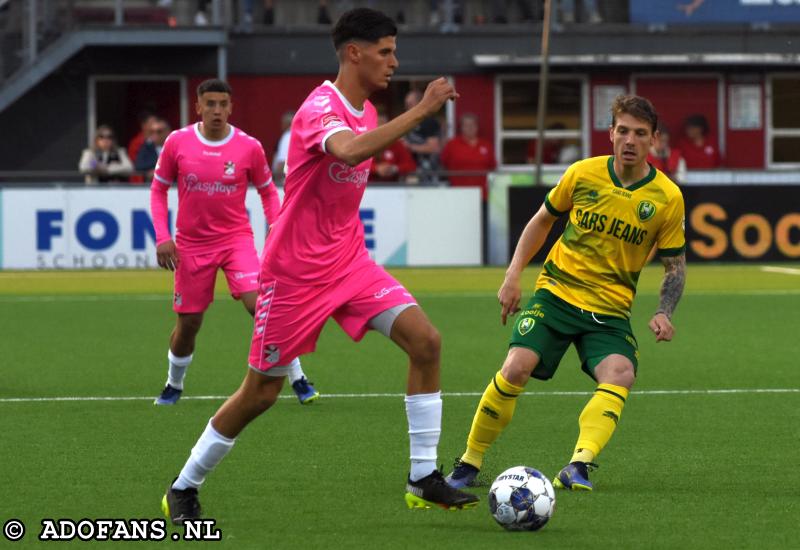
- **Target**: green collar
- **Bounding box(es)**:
[607,156,656,192]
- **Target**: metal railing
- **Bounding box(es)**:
[0,0,633,84]
[0,0,223,82]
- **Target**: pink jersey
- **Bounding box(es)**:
[262,81,378,284]
[150,123,280,255]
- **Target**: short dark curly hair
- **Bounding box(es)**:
[196,78,232,97]
[611,94,659,133]
[332,8,397,51]
[684,114,710,136]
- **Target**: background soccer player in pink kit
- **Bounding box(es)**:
[150,79,319,407]
[161,9,479,523]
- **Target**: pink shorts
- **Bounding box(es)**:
[173,243,260,313]
[248,262,417,371]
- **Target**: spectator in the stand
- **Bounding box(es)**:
[135,117,171,182]
[263,1,401,27]
[271,110,295,184]
[128,110,157,165]
[526,123,580,165]
[263,0,274,24]
[440,113,496,199]
[128,110,157,184]
[79,125,133,185]
[429,0,464,25]
[195,0,210,24]
[647,124,686,184]
[440,113,496,263]
[558,0,602,23]
[490,0,538,23]
[677,114,721,169]
[527,137,560,165]
[195,0,254,26]
[371,113,417,183]
[402,88,442,183]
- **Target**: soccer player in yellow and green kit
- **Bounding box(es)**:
[446,94,686,491]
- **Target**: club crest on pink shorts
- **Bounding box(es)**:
[263,344,280,364]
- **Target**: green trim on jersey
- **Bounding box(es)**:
[658,244,687,257]
[545,194,568,216]
[606,156,657,192]
[535,155,685,317]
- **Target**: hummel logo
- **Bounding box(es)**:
[602,410,620,424]
[480,406,499,419]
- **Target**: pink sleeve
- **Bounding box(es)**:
[150,133,177,245]
[150,178,171,246]
[153,131,178,185]
[252,143,281,224]
[297,102,352,155]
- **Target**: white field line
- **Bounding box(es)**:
[1,289,800,303]
[0,388,797,404]
[761,266,800,276]
[0,294,167,302]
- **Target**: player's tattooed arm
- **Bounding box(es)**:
[656,253,686,319]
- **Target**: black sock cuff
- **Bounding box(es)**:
[596,387,626,403]
[492,374,521,398]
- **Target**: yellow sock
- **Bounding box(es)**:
[570,383,629,464]
[461,372,524,469]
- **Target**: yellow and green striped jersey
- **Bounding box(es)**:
[536,155,685,318]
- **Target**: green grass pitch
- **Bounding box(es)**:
[0,265,798,549]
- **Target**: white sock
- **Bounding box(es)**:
[167,350,193,390]
[172,419,235,491]
[405,392,442,482]
[287,357,305,384]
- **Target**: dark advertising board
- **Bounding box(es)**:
[508,185,800,262]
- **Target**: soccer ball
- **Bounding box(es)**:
[488,466,556,531]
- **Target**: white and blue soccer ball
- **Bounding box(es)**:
[488,466,556,531]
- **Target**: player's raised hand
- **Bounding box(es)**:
[498,275,523,325]
[156,240,179,271]
[418,77,459,117]
[649,312,675,342]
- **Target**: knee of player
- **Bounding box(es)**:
[410,325,441,364]
[597,357,636,388]
[500,347,538,386]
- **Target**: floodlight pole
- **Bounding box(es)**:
[26,0,37,65]
[534,0,553,187]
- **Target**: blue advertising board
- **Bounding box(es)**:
[630,0,800,24]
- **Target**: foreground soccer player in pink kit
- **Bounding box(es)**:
[150,79,319,407]
[161,9,479,523]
